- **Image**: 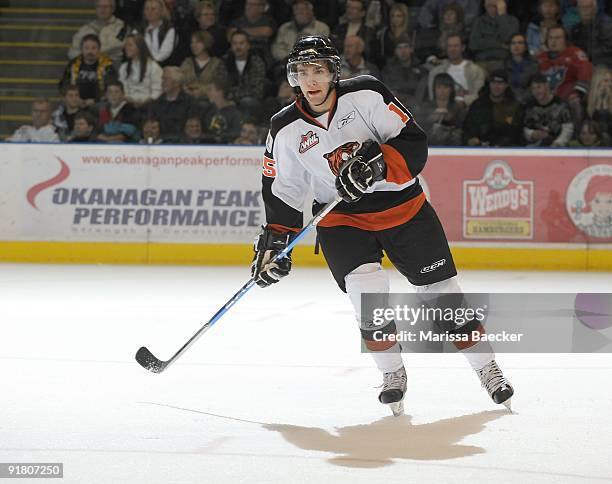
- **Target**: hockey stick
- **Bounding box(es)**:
[135,195,343,373]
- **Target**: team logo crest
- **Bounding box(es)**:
[323,141,360,176]
[566,164,612,240]
[299,131,319,154]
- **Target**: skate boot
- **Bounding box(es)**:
[379,366,407,416]
[476,360,514,412]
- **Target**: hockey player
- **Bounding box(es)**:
[251,35,513,416]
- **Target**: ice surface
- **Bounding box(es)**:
[1,264,611,483]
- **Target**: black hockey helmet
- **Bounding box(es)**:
[286,35,341,88]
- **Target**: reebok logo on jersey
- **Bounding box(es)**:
[323,141,360,176]
[299,131,319,154]
[420,259,446,274]
[337,110,356,129]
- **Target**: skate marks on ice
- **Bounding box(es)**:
[263,411,508,468]
[143,402,507,468]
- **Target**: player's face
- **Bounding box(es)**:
[590,192,612,218]
[296,62,333,106]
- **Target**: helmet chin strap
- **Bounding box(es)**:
[312,83,334,108]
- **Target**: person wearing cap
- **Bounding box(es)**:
[271,0,331,63]
[523,74,574,146]
[462,69,524,146]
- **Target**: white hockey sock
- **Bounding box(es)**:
[461,340,495,371]
[345,263,404,374]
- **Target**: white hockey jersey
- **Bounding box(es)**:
[262,75,428,232]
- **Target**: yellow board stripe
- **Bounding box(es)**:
[0,78,57,84]
[0,241,610,271]
[0,115,31,122]
[0,8,95,14]
[0,60,67,65]
[0,41,70,48]
[0,24,79,31]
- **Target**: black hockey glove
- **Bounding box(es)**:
[251,227,295,288]
[335,140,387,203]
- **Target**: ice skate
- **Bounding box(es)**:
[476,360,514,412]
[379,366,407,416]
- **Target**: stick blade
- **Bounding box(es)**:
[135,346,167,373]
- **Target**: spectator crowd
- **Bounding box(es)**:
[7,0,612,147]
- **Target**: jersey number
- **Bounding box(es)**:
[388,102,410,124]
[263,156,277,177]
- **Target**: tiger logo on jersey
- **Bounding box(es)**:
[323,141,360,176]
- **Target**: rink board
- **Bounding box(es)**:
[0,143,611,270]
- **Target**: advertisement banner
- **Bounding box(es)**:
[1,144,611,250]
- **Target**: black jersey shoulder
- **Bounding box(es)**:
[269,102,300,138]
[336,75,394,102]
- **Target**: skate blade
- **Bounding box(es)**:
[502,399,513,413]
[388,400,404,417]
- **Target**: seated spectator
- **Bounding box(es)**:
[149,66,198,141]
[203,79,244,144]
[261,79,295,122]
[69,0,126,64]
[115,0,145,27]
[52,86,83,140]
[419,72,467,146]
[332,0,376,60]
[381,35,427,108]
[523,74,574,146]
[537,26,593,100]
[571,0,612,67]
[68,111,97,142]
[139,116,164,143]
[95,80,139,142]
[223,30,266,117]
[59,34,117,106]
[469,0,519,73]
[340,35,381,79]
[504,33,540,103]
[193,1,229,59]
[526,0,562,56]
[415,2,466,65]
[271,0,330,63]
[418,0,480,29]
[463,69,524,146]
[228,0,276,65]
[8,98,59,142]
[374,3,414,69]
[181,115,207,143]
[428,34,486,106]
[140,0,178,66]
[232,119,260,144]
[569,118,610,146]
[180,30,225,100]
[119,33,163,107]
[587,66,612,137]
